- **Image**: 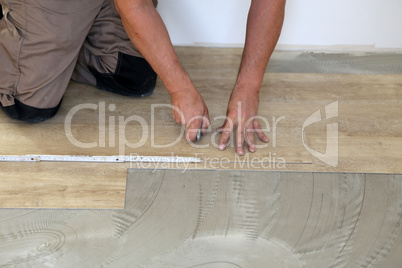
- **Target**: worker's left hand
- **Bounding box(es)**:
[217,87,269,155]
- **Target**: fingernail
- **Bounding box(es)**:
[219,144,226,151]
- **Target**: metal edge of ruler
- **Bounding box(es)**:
[0,155,201,163]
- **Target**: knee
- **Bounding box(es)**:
[89,53,157,97]
[0,99,61,123]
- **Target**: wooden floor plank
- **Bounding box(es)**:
[0,77,312,163]
[0,162,127,209]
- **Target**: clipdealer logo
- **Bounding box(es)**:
[63,100,339,168]
[302,101,339,167]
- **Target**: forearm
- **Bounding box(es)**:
[115,0,194,95]
[236,0,286,92]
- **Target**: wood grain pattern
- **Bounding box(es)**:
[0,77,311,163]
[0,162,127,209]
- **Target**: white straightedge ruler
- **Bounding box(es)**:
[0,155,201,163]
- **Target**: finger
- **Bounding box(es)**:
[217,120,228,133]
[218,120,233,151]
[254,120,269,143]
[217,112,236,132]
[218,114,236,150]
[172,107,185,125]
[172,110,179,124]
[236,121,245,156]
[246,126,256,153]
[201,112,211,135]
[186,118,202,142]
[218,130,231,151]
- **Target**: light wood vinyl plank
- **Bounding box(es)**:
[0,162,127,209]
[2,71,397,173]
[0,79,312,163]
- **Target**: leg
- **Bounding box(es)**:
[72,0,158,98]
[0,0,103,122]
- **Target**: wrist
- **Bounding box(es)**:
[161,68,196,96]
[233,81,261,95]
[235,72,262,93]
[167,80,197,96]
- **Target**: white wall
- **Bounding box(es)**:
[157,0,402,50]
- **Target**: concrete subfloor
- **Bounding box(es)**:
[1,170,402,267]
[267,51,402,74]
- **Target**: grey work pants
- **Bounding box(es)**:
[0,0,157,122]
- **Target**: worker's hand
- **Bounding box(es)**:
[218,87,269,155]
[170,87,210,142]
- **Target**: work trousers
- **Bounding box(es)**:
[0,0,157,122]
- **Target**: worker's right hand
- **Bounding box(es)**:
[170,87,210,142]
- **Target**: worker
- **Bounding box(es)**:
[0,0,285,155]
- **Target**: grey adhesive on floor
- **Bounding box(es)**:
[267,52,402,74]
[1,169,401,267]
